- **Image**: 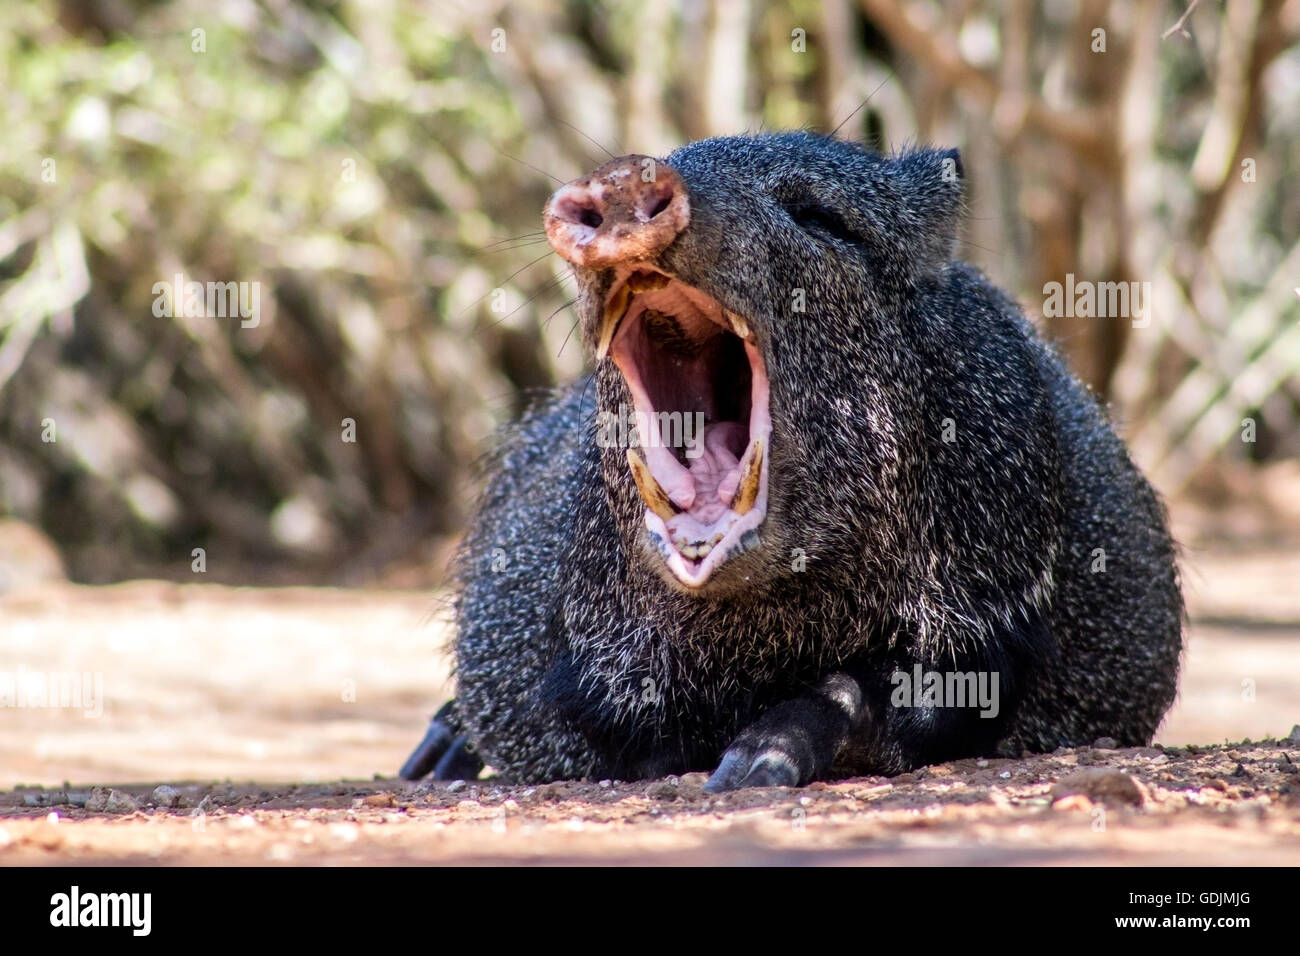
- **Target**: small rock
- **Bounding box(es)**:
[361,793,395,807]
[1231,762,1251,778]
[646,781,679,800]
[1092,737,1118,750]
[1205,778,1229,791]
[104,790,140,814]
[1050,768,1147,807]
[445,780,466,793]
[598,779,612,788]
[151,785,182,808]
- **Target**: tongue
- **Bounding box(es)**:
[663,421,746,540]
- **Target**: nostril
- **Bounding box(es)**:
[639,180,675,221]
[554,195,605,230]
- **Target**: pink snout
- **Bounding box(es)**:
[543,155,690,269]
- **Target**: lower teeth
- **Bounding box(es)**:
[676,539,712,561]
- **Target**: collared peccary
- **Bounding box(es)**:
[400,132,1183,791]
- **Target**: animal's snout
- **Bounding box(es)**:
[543,155,690,269]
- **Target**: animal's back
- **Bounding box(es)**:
[1012,334,1183,750]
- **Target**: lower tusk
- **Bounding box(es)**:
[627,448,678,521]
[731,439,763,516]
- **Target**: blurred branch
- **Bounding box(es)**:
[1162,0,1202,40]
[0,221,89,392]
[857,0,1114,169]
[1139,239,1300,490]
[1190,0,1286,246]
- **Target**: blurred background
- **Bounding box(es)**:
[1,0,1298,788]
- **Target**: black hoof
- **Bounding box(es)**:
[433,734,484,781]
[703,745,802,792]
[399,700,461,780]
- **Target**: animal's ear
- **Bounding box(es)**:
[893,146,964,191]
[941,147,963,182]
[888,147,965,274]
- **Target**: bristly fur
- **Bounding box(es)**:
[442,132,1184,784]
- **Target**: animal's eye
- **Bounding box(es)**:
[780,199,859,244]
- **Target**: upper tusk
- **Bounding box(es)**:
[597,282,632,361]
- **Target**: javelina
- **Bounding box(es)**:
[400,132,1183,791]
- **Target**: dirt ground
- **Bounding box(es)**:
[2,537,1299,865]
[3,739,1300,865]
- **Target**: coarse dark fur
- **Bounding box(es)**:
[401,132,1184,789]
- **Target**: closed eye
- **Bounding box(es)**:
[780,200,859,245]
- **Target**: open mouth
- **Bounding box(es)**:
[600,268,771,589]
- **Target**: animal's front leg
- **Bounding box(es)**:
[703,674,865,792]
